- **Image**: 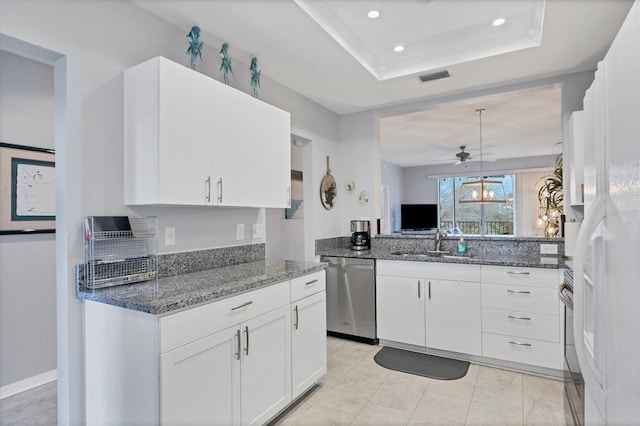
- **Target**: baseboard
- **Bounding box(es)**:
[0,369,57,399]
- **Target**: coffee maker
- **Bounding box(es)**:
[350,220,371,250]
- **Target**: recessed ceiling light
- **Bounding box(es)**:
[394,45,405,52]
[368,10,380,19]
[492,18,506,26]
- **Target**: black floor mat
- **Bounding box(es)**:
[374,346,470,380]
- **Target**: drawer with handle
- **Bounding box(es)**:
[291,271,326,302]
[481,283,559,315]
[481,265,559,287]
[482,308,560,342]
[482,332,562,370]
[159,280,290,353]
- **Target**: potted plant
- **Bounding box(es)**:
[538,154,563,237]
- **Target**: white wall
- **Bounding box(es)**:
[0,51,57,389]
[0,1,340,422]
[380,160,403,232]
[338,111,380,235]
[266,143,305,260]
[402,169,440,204]
[339,71,596,239]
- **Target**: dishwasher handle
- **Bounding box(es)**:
[342,264,374,271]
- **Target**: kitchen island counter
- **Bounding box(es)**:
[77,259,326,315]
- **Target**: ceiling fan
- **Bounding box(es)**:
[454,146,471,165]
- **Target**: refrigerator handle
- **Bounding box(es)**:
[573,193,607,418]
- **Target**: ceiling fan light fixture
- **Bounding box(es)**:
[458,109,506,204]
[367,10,380,19]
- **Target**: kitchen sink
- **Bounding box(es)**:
[443,254,473,259]
[424,250,450,255]
[389,251,472,260]
[390,250,450,257]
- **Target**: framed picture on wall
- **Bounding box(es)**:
[0,142,56,234]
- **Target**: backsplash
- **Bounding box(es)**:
[77,243,265,290]
[158,243,265,277]
[315,236,564,257]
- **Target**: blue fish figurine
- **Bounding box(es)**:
[250,57,261,98]
[186,26,203,70]
[219,43,233,85]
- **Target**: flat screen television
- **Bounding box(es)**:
[400,204,438,231]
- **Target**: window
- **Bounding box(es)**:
[439,175,514,236]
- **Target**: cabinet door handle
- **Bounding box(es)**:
[305,279,318,286]
[428,281,431,299]
[205,176,211,203]
[507,315,531,321]
[507,271,530,275]
[235,329,241,360]
[508,341,532,347]
[217,178,223,203]
[507,289,531,295]
[294,305,299,330]
[287,186,291,207]
[231,301,253,311]
[418,281,421,298]
[244,326,249,356]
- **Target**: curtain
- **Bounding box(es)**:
[515,169,552,237]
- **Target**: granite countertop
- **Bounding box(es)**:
[316,247,564,269]
[77,259,326,315]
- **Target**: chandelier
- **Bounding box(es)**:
[459,109,506,204]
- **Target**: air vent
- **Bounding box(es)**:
[418,70,450,83]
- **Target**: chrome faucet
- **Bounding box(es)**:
[435,229,447,252]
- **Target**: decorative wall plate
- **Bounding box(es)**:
[345,177,355,195]
[320,156,337,210]
[358,190,369,207]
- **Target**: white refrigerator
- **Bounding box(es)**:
[573,1,640,424]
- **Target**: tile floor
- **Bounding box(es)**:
[271,337,567,425]
[0,337,566,425]
[0,380,57,425]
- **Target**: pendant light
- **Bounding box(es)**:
[459,108,506,204]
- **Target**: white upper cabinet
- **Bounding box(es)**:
[568,110,585,207]
[124,57,291,208]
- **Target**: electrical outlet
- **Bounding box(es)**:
[253,223,263,238]
[540,243,558,255]
[165,227,176,246]
[236,224,245,241]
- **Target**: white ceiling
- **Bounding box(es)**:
[379,85,562,167]
[295,0,545,81]
[133,0,631,166]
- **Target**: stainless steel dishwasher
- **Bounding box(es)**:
[320,256,377,344]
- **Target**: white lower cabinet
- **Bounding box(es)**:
[241,306,292,426]
[376,275,426,346]
[291,291,327,399]
[426,279,481,356]
[480,265,562,370]
[85,271,326,426]
[376,261,481,355]
[376,260,562,372]
[158,292,293,426]
[161,326,241,425]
